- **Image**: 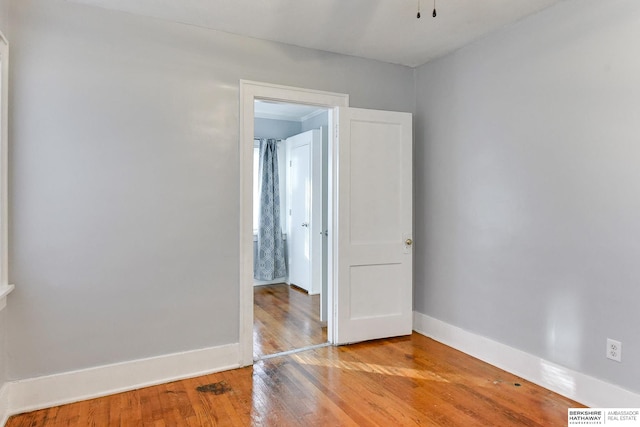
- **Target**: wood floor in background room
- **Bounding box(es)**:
[6,333,583,426]
[253,283,327,359]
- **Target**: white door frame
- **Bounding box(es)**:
[239,80,349,366]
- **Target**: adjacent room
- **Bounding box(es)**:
[0,0,639,425]
[252,100,329,359]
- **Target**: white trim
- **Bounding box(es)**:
[254,111,296,121]
[0,283,13,311]
[254,110,324,123]
[413,311,640,408]
[254,99,326,123]
[253,280,286,287]
[0,31,9,304]
[2,343,239,418]
[300,108,327,123]
[0,383,9,427]
[239,80,349,367]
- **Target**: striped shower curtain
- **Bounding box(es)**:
[254,138,287,280]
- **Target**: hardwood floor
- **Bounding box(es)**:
[253,283,327,359]
[6,333,583,426]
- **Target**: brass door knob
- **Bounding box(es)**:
[405,238,413,246]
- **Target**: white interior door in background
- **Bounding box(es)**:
[287,129,323,295]
[334,107,413,344]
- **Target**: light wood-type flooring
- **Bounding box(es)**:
[253,283,327,359]
[6,284,584,426]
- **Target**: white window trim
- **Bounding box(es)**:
[0,30,13,311]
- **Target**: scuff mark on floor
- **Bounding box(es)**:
[196,381,231,395]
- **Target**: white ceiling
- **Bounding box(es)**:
[70,0,564,67]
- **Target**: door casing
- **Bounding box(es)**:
[239,80,349,366]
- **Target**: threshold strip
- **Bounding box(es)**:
[255,342,331,362]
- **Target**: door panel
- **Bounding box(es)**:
[349,121,402,244]
[350,264,403,319]
[335,107,413,345]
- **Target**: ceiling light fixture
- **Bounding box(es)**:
[417,0,436,19]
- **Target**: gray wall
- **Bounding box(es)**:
[0,0,9,392]
[254,118,301,141]
[7,0,414,380]
[0,0,8,35]
[255,113,330,140]
[301,111,328,133]
[414,0,640,393]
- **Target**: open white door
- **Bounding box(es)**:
[287,129,323,295]
[334,107,413,344]
[287,136,312,292]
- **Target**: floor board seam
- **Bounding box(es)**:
[255,343,331,361]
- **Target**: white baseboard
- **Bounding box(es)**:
[413,312,640,408]
[0,383,9,427]
[3,343,240,420]
[5,317,639,424]
[253,278,287,286]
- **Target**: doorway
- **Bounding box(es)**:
[252,101,329,360]
[240,81,414,366]
[239,81,349,366]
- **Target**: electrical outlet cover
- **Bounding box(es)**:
[607,338,622,362]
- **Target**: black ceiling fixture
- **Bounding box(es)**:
[417,0,436,19]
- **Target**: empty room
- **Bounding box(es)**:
[0,0,639,425]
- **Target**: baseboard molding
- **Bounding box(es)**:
[253,278,287,287]
[3,343,240,420]
[413,312,640,408]
[0,382,9,427]
[6,318,639,423]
